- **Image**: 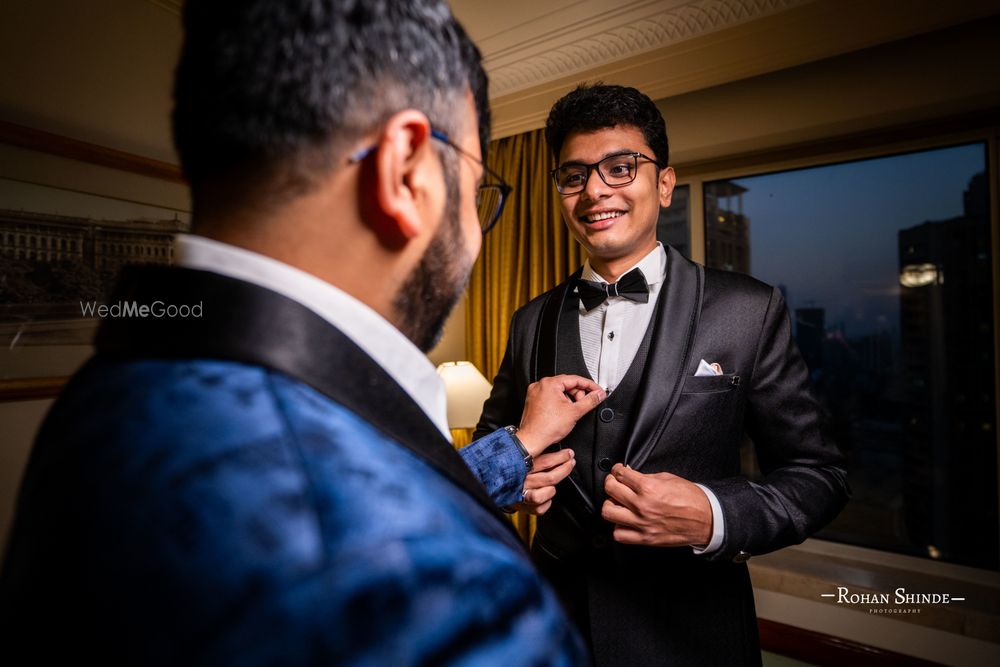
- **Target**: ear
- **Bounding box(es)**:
[361,110,438,247]
[658,166,676,208]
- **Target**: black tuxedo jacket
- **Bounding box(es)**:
[474,245,850,666]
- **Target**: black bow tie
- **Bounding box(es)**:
[576,267,650,312]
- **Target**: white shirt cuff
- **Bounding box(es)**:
[691,483,725,555]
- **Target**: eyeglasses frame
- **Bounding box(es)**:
[348,128,512,234]
[550,151,662,195]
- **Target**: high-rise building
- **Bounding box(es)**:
[704,180,750,273]
[897,171,996,569]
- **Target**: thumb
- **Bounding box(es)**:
[575,389,605,415]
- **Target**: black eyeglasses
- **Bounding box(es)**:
[550,151,660,195]
[348,129,512,234]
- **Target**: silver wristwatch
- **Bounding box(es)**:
[503,425,533,472]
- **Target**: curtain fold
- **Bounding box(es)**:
[450,428,473,449]
[467,128,584,379]
[465,128,584,543]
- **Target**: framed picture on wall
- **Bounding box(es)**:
[0,121,191,400]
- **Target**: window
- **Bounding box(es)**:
[658,184,691,258]
[703,142,996,569]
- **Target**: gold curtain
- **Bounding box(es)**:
[467,128,585,379]
[451,428,474,449]
[465,127,585,543]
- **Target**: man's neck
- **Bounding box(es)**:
[588,241,659,283]
[192,210,400,329]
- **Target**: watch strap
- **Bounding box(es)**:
[503,425,533,472]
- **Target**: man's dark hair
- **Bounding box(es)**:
[544,83,668,166]
[173,0,489,216]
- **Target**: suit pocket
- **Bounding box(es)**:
[681,372,741,394]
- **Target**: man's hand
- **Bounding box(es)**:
[510,449,576,515]
[601,464,713,547]
[517,374,605,457]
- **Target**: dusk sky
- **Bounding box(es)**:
[710,142,988,340]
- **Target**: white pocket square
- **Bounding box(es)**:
[695,359,723,376]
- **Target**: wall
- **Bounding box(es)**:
[0,0,182,161]
[428,295,469,367]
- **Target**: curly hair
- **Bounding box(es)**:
[544,83,669,166]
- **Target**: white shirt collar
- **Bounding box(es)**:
[581,242,666,286]
[173,234,451,440]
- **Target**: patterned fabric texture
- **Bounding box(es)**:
[0,358,586,666]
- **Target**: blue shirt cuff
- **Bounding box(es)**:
[458,428,528,508]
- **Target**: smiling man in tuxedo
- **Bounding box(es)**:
[475,84,850,666]
[0,2,604,664]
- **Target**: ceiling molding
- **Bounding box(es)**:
[140,0,1000,142]
[485,0,1000,139]
[484,0,811,99]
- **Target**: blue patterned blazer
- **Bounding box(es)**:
[0,266,586,666]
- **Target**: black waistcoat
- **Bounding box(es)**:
[554,290,658,507]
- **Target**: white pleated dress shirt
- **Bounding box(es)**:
[575,243,725,554]
[173,234,451,441]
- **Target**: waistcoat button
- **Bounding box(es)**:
[598,457,612,472]
[599,407,615,422]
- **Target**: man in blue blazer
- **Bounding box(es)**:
[0,1,603,664]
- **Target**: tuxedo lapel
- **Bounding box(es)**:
[554,285,590,382]
[531,270,596,514]
[623,246,705,469]
[531,269,580,380]
[95,265,519,536]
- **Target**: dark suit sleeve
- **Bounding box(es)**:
[701,286,850,562]
[473,314,526,441]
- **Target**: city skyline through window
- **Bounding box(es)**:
[705,142,997,569]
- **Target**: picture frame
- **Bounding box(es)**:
[0,120,190,401]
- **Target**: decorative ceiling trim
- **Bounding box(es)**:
[485,0,812,98]
[486,0,1000,139]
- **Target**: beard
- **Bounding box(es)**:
[392,155,474,352]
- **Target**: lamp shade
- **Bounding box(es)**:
[436,361,493,429]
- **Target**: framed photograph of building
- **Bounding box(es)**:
[0,121,190,400]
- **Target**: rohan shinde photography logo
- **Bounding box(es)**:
[80,300,203,319]
[821,586,966,615]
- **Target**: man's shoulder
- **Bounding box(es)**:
[33,355,504,566]
[15,361,582,665]
[701,265,777,305]
[48,356,284,446]
[52,357,462,506]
